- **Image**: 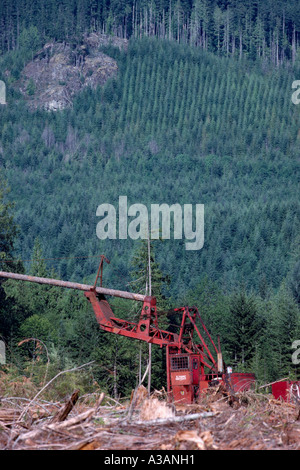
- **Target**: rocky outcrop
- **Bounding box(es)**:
[19,33,127,111]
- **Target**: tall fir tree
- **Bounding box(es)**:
[0,175,22,341]
[225,286,262,370]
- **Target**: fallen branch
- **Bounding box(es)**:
[258,378,290,389]
[17,360,95,422]
[0,420,10,429]
[95,392,105,411]
[50,389,80,423]
[17,409,95,442]
[48,409,95,430]
[125,411,215,427]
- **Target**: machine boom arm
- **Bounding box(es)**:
[0,269,219,369]
[0,271,145,301]
[0,270,180,347]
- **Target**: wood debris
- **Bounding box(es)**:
[50,389,79,424]
[0,387,299,450]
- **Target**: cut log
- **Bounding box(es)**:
[127,411,215,426]
[50,390,79,423]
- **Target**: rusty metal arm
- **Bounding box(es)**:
[0,271,146,302]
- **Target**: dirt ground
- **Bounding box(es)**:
[0,386,299,451]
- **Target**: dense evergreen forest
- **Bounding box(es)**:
[1,0,300,66]
[0,0,299,398]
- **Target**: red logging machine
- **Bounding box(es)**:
[0,257,255,403]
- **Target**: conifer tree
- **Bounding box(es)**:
[0,175,21,341]
[226,286,262,369]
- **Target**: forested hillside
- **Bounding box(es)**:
[0,1,299,398]
[1,38,299,292]
[1,0,300,66]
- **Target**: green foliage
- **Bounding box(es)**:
[287,236,300,305]
[268,282,300,377]
[0,174,22,339]
[0,38,298,298]
[0,33,299,394]
[26,79,36,96]
[19,314,54,341]
[18,26,41,55]
[183,276,230,351]
[0,175,18,266]
[1,1,300,66]
[130,239,171,308]
[225,287,262,369]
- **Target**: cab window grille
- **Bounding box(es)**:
[171,356,189,370]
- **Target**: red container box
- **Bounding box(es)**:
[272,380,300,402]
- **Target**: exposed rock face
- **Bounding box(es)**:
[19,33,127,111]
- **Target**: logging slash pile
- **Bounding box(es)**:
[0,380,299,451]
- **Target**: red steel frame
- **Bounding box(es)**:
[84,287,228,403]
